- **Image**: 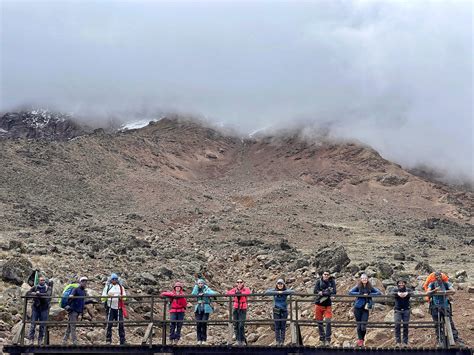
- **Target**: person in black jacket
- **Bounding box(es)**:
[26,276,52,345]
[313,271,336,346]
[390,280,412,347]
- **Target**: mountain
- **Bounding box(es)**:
[0,114,472,347]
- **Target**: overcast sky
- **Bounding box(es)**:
[1,0,472,182]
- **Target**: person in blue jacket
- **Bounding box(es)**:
[348,274,382,347]
[191,279,217,345]
[265,279,294,346]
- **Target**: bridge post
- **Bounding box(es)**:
[227,297,233,345]
[150,296,154,347]
[161,298,167,345]
[19,296,28,345]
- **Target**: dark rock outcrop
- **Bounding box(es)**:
[1,256,33,285]
[0,110,86,140]
[312,245,350,273]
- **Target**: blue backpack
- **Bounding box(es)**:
[60,283,79,308]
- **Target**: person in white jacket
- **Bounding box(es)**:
[102,273,127,345]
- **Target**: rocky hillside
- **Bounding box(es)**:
[0,115,472,348]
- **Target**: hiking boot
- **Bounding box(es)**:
[356,339,364,347]
[61,339,68,346]
[106,340,112,345]
[120,341,128,346]
[325,340,331,347]
[402,343,409,348]
[197,340,202,345]
[72,340,78,346]
[395,342,402,348]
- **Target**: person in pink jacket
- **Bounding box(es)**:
[161,282,187,344]
[226,279,251,346]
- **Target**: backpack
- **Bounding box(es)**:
[60,283,79,308]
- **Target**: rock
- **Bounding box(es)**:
[205,152,218,159]
[49,305,67,321]
[279,239,293,251]
[384,309,394,322]
[411,307,425,318]
[1,256,33,285]
[375,262,393,279]
[376,174,408,186]
[364,269,377,278]
[365,329,390,345]
[210,225,220,232]
[393,252,405,261]
[133,272,156,285]
[312,245,350,273]
[247,333,259,343]
[8,240,26,253]
[382,279,396,288]
[422,218,440,229]
[415,261,434,274]
[468,285,474,294]
[346,263,360,274]
[455,270,467,278]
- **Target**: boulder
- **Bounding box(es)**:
[384,309,394,322]
[1,256,33,285]
[365,329,390,345]
[375,262,393,279]
[411,307,425,319]
[415,261,434,274]
[312,245,350,273]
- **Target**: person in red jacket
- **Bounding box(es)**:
[161,282,187,344]
[226,279,251,346]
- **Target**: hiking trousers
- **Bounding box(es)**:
[394,309,410,344]
[106,308,126,344]
[170,312,185,340]
[273,308,288,344]
[195,311,210,341]
[354,307,369,340]
[63,311,79,343]
[28,308,48,343]
[315,305,332,341]
[233,309,247,342]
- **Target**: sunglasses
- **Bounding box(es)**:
[236,281,244,283]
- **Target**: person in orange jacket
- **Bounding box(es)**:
[226,279,251,346]
[161,282,187,345]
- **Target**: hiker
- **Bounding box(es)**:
[161,281,187,344]
[264,279,294,346]
[348,274,382,347]
[314,271,336,346]
[26,276,52,345]
[227,279,251,346]
[191,279,217,345]
[102,273,127,345]
[426,271,461,347]
[63,277,91,345]
[390,280,412,347]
